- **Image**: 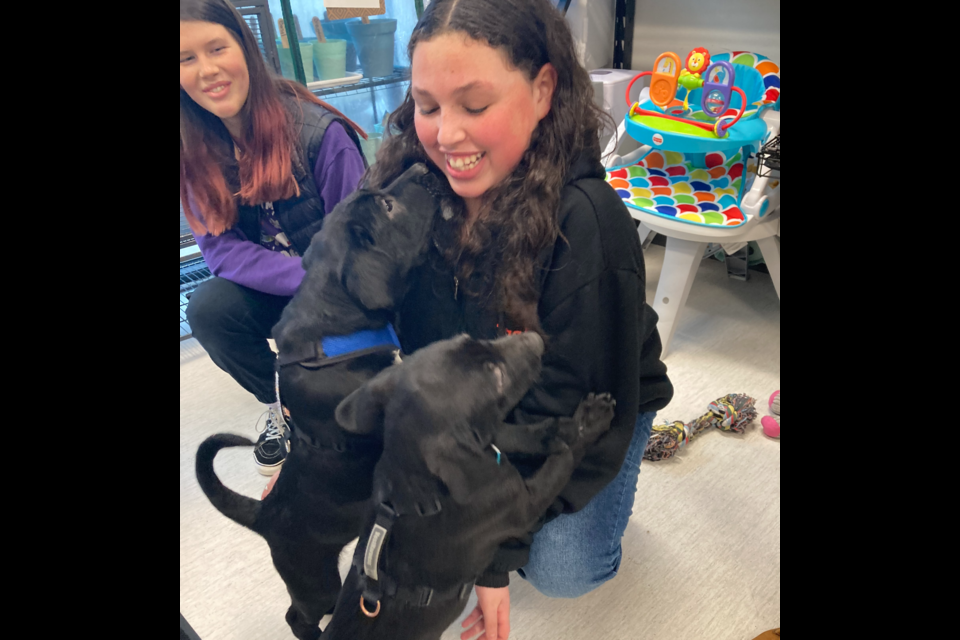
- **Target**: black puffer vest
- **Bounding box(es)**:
[232,96,365,255]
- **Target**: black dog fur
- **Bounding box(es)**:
[321,333,616,640]
[195,163,448,640]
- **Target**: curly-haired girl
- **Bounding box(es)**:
[370,1,675,638]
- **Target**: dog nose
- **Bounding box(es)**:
[405,163,430,179]
[516,332,545,357]
[419,171,443,192]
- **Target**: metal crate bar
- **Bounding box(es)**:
[231,1,281,76]
[180,259,214,341]
[311,69,410,98]
[181,261,213,292]
[757,135,780,177]
[180,294,192,341]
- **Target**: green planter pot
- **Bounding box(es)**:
[313,40,347,81]
[347,19,398,78]
[278,42,317,82]
[319,19,360,72]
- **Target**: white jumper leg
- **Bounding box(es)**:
[755,234,781,299]
[637,222,656,251]
[652,237,706,357]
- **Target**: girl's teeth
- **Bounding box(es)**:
[448,154,483,171]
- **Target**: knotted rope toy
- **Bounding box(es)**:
[644,394,758,461]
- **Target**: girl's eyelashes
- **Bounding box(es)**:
[417,105,489,116]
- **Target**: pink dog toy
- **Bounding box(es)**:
[762,391,780,438]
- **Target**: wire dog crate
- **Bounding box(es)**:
[757,135,780,178]
[232,1,282,75]
[180,258,213,342]
[180,200,196,249]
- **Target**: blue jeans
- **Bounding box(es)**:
[517,412,655,599]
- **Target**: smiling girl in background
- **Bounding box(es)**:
[180,0,367,475]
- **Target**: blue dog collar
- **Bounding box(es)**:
[278,324,402,368]
[321,325,401,359]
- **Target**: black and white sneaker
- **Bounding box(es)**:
[255,404,290,476]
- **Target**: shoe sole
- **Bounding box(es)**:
[256,461,284,476]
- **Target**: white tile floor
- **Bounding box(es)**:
[180,243,780,640]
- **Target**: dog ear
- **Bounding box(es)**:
[421,433,483,504]
[301,227,328,271]
[335,367,399,435]
[344,255,398,311]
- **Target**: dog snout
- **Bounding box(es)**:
[382,163,432,196]
[490,332,544,359]
[489,332,545,392]
[400,163,431,182]
[516,332,544,357]
[417,170,442,191]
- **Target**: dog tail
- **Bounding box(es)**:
[195,434,264,533]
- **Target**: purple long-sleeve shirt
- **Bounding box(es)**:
[194,123,366,297]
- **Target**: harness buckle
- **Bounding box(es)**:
[360,595,381,618]
[418,589,434,607]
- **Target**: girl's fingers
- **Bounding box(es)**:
[484,611,498,640]
[461,619,485,640]
[462,606,483,629]
[497,600,511,639]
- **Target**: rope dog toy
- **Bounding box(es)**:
[644,394,758,462]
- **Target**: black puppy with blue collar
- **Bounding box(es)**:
[196,163,448,640]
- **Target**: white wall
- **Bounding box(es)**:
[631,0,780,71]
[566,0,617,71]
[422,0,617,71]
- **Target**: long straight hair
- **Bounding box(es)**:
[368,0,608,333]
[180,0,365,236]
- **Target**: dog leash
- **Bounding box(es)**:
[358,502,474,619]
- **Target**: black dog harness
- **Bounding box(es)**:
[275,325,402,452]
[358,502,474,618]
[277,325,402,369]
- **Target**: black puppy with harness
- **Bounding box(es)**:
[195,164,448,640]
[323,333,616,640]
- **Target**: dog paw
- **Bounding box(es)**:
[575,393,616,443]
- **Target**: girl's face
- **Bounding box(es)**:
[411,33,556,217]
[180,21,250,137]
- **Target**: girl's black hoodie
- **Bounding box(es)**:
[395,154,674,587]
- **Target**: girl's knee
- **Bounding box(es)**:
[185,278,240,337]
[521,550,622,599]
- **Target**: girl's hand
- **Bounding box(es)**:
[461,585,511,640]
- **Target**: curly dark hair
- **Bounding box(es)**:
[367,0,609,333]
